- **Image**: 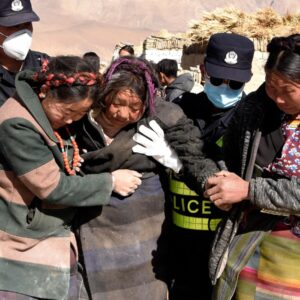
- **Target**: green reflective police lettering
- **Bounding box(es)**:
[187,199,199,213]
[202,200,212,214]
[173,195,180,210]
[181,197,186,212]
[173,196,212,215]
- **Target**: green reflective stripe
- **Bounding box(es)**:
[169,177,198,196]
[215,135,224,148]
[209,218,222,231]
[172,210,221,231]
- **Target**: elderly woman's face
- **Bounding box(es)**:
[265,71,300,115]
[105,89,145,128]
[42,95,93,129]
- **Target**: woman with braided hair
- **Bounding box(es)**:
[0,55,143,300]
[201,33,300,299]
[75,56,217,299]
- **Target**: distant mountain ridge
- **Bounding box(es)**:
[31,0,300,62]
[32,0,299,32]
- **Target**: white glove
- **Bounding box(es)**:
[132,120,183,173]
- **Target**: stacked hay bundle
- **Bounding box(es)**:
[183,7,300,92]
[187,7,300,51]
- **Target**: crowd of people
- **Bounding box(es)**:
[0,1,300,300]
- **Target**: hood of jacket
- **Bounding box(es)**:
[165,73,195,102]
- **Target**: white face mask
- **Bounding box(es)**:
[0,29,32,61]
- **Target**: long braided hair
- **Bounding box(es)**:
[99,56,159,115]
[31,55,103,104]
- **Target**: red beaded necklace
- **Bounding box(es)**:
[54,127,79,176]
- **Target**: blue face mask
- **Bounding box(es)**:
[204,80,244,109]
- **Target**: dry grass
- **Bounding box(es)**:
[188,8,246,41]
[187,7,300,49]
[140,7,300,54]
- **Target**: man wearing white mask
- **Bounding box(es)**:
[0,0,48,106]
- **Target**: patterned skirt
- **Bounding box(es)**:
[235,217,300,299]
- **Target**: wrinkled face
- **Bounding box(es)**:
[265,71,300,115]
[105,89,145,129]
[42,96,93,129]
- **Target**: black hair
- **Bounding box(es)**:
[156,59,178,78]
[118,45,135,56]
[83,51,100,72]
[265,34,300,83]
[32,55,103,104]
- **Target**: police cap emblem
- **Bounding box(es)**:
[224,51,238,65]
[11,0,24,12]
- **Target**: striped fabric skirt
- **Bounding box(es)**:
[79,174,168,300]
[235,217,300,299]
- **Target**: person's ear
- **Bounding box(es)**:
[200,64,206,85]
[158,72,164,82]
[160,72,171,86]
[200,64,205,76]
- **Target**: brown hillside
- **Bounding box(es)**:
[31,0,300,62]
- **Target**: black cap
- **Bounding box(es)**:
[205,32,255,82]
[0,0,39,27]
